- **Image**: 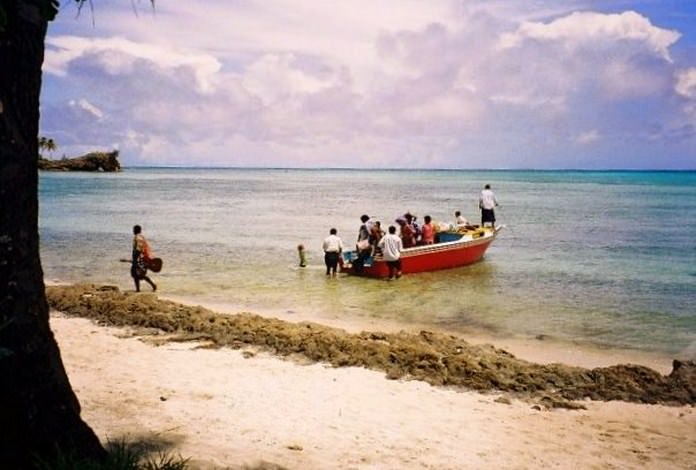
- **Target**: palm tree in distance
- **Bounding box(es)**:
[38,136,57,158]
[46,137,57,158]
[38,136,48,156]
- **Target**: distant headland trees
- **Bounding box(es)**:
[38,137,121,172]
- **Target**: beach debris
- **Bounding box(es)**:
[46,283,696,407]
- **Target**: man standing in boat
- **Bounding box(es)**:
[378,225,403,280]
[478,184,499,228]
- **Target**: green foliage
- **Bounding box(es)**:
[34,439,190,470]
[38,136,57,157]
[141,453,190,470]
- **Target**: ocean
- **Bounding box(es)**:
[38,168,696,357]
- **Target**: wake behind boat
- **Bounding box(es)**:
[341,225,503,278]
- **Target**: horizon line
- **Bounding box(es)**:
[118,165,696,172]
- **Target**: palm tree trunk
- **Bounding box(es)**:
[0,1,105,467]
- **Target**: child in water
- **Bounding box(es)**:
[297,244,307,267]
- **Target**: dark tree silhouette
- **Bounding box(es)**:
[0,1,105,467]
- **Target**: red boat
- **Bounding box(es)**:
[341,226,503,278]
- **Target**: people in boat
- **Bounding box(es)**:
[370,220,385,254]
[455,210,468,226]
[403,212,420,240]
[354,214,373,271]
[357,214,372,246]
[322,228,343,277]
[378,225,403,280]
[454,210,477,230]
[478,184,498,228]
[396,217,416,248]
[420,215,435,245]
[131,224,157,292]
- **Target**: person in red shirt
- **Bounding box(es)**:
[397,218,416,248]
[131,224,157,292]
[420,215,435,245]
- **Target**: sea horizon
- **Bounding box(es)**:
[117,165,696,172]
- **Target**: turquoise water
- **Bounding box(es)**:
[38,169,696,356]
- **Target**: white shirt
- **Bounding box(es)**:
[455,214,470,226]
[322,234,343,253]
[479,189,497,210]
[378,233,403,261]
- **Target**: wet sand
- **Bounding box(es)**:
[49,284,696,469]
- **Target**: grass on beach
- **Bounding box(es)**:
[35,439,189,470]
[46,284,696,408]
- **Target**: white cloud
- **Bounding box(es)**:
[489,93,566,110]
[575,129,601,144]
[68,99,103,120]
[39,1,696,169]
[675,68,696,98]
[242,53,338,105]
[490,10,682,105]
[498,11,680,62]
[598,59,669,99]
[51,0,456,94]
[45,36,221,93]
[675,68,696,130]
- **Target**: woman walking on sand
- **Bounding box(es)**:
[131,224,157,292]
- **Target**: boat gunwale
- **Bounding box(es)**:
[343,226,502,263]
[399,231,495,258]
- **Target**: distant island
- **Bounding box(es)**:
[38,150,121,172]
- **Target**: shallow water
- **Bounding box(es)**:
[39,168,696,356]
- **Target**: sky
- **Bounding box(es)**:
[39,0,696,169]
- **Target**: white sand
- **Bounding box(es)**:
[52,313,696,469]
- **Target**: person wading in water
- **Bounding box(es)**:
[131,224,157,292]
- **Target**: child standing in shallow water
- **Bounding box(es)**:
[297,244,307,267]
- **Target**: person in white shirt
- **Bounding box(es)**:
[454,210,476,230]
[322,228,343,277]
[378,225,403,280]
[478,184,498,228]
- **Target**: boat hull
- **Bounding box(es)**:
[341,227,500,278]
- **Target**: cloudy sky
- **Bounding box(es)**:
[40,0,696,169]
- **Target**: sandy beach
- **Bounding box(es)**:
[49,285,695,469]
